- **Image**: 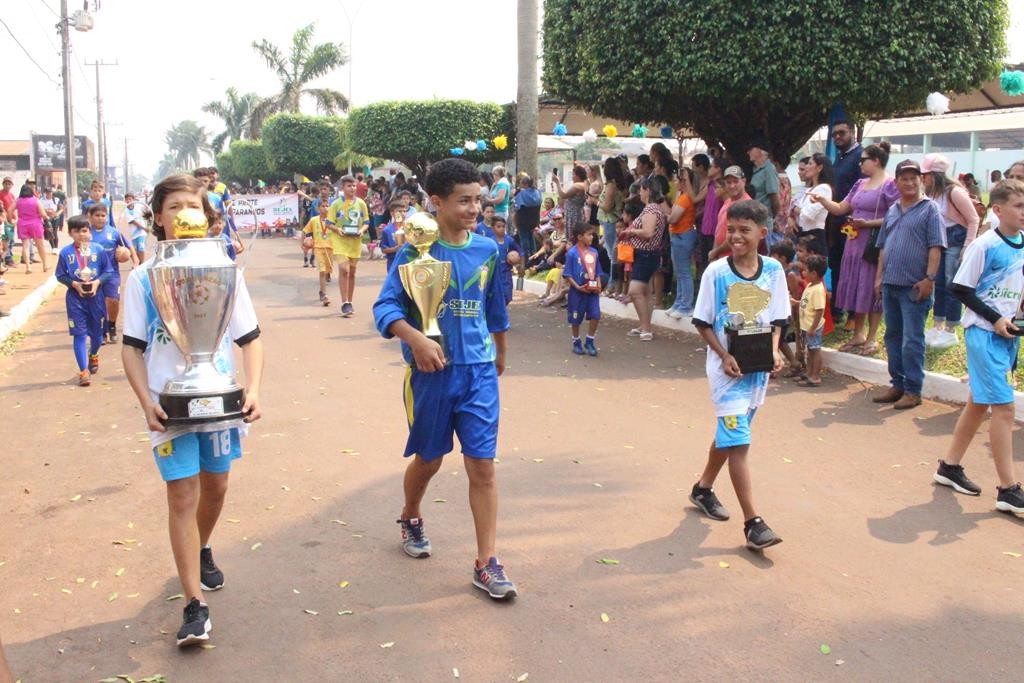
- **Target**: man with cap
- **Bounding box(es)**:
[746,140,780,230]
[708,166,752,261]
[872,159,944,410]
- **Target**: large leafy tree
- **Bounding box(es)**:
[249,23,348,138]
[164,121,212,169]
[348,100,516,178]
[216,140,270,185]
[203,87,263,152]
[543,0,1008,165]
[261,113,345,179]
[154,153,182,183]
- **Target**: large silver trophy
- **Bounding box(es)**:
[148,209,245,425]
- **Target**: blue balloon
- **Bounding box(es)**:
[476,139,487,151]
[450,147,464,156]
[552,122,568,136]
[660,125,674,138]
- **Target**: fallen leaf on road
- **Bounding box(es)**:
[91,580,99,589]
[293,589,301,594]
[623,445,634,449]
[226,519,240,524]
[251,542,262,551]
[127,522,133,529]
[165,593,184,601]
[453,668,460,678]
[517,674,529,682]
[340,449,356,454]
[596,558,619,565]
[265,505,275,510]
[819,644,831,655]
[75,577,85,584]
[1003,551,1021,558]
[782,457,793,463]
[69,494,81,502]
[718,561,730,569]
[835,660,845,666]
[380,642,395,649]
[593,483,603,488]
[337,610,353,616]
[339,581,349,588]
[311,496,322,501]
[532,458,544,463]
[281,485,291,491]
[107,592,118,602]
[600,613,610,623]
[61,588,72,595]
[199,644,216,650]
[115,568,125,577]
[13,608,20,614]
[303,609,319,615]
[433,498,447,503]
[331,520,348,525]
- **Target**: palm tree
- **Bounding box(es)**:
[203,88,262,153]
[249,23,348,138]
[517,0,539,178]
[165,121,213,169]
[154,153,181,182]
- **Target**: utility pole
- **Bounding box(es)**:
[85,59,118,189]
[123,137,129,195]
[59,0,77,210]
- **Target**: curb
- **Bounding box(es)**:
[520,278,1024,417]
[0,275,60,344]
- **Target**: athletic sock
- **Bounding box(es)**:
[586,335,595,342]
[73,336,88,371]
[572,336,580,342]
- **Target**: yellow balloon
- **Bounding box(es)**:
[602,124,618,138]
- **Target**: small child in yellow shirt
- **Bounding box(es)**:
[302,201,334,307]
[798,254,827,387]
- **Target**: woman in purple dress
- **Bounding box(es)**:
[810,141,898,355]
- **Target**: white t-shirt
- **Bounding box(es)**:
[797,183,831,231]
[125,204,148,240]
[952,228,1024,332]
[122,259,260,447]
[693,255,791,417]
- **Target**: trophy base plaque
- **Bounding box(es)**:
[159,387,246,426]
[80,282,95,294]
[727,326,775,373]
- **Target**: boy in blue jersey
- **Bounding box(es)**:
[564,223,602,355]
[487,215,521,306]
[378,200,406,272]
[55,215,114,386]
[373,158,517,600]
[122,173,264,646]
[935,179,1024,515]
[80,180,115,229]
[87,203,138,344]
[690,200,790,550]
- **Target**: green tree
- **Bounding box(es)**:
[76,169,98,196]
[217,140,269,185]
[165,120,213,169]
[154,153,181,183]
[542,0,1008,165]
[261,113,345,179]
[203,87,263,153]
[249,23,348,138]
[348,100,516,178]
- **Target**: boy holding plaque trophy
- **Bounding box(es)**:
[121,174,264,646]
[690,200,790,550]
[373,158,517,600]
[55,215,115,386]
[564,223,603,355]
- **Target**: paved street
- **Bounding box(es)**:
[2,239,1022,681]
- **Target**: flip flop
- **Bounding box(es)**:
[784,367,805,378]
[859,343,880,356]
[838,341,865,353]
[795,377,821,387]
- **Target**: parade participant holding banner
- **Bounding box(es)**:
[564,223,603,356]
[690,199,789,550]
[55,215,114,386]
[326,175,369,317]
[121,173,264,647]
[373,158,517,601]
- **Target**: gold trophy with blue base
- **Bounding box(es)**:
[725,282,774,373]
[398,213,453,364]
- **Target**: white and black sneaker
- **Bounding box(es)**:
[744,516,782,550]
[176,597,211,647]
[996,483,1024,515]
[934,460,981,495]
[689,483,730,521]
[200,547,224,591]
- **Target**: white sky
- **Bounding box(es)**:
[1,0,1022,182]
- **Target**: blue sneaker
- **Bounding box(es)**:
[584,338,598,356]
[473,557,517,600]
[397,517,431,558]
[572,338,584,355]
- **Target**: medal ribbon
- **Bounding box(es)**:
[74,244,89,273]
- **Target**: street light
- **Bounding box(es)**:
[336,0,367,174]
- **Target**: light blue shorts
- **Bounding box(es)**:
[153,428,242,482]
[715,409,757,449]
[131,235,146,253]
[965,325,1018,406]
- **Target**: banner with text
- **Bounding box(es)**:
[230,193,300,232]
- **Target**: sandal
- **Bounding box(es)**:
[797,377,822,387]
[859,342,880,356]
[627,328,643,337]
[639,331,654,341]
[784,366,805,378]
[838,340,865,353]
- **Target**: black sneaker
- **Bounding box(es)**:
[689,483,730,521]
[200,547,224,591]
[996,483,1024,515]
[341,302,354,317]
[744,516,782,550]
[933,460,981,495]
[107,327,118,344]
[176,597,211,647]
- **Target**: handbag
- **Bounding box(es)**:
[616,241,634,264]
[861,188,884,265]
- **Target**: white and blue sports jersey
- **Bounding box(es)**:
[953,228,1024,332]
[374,232,510,366]
[693,255,790,417]
[90,225,130,271]
[121,259,260,448]
[125,203,148,241]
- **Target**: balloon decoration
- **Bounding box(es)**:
[582,128,597,142]
[602,124,618,138]
[552,122,568,136]
[660,125,674,138]
[493,135,508,150]
[632,124,647,138]
[450,147,465,156]
[1001,69,1024,96]
[464,140,477,151]
[926,92,950,116]
[476,139,487,151]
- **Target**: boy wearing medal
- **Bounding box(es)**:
[326,175,369,317]
[302,200,334,306]
[564,223,603,356]
[55,215,114,386]
[690,200,790,550]
[373,158,517,601]
[121,174,264,647]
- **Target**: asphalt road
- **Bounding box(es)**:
[1,238,1022,682]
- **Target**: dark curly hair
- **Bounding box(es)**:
[425,158,481,199]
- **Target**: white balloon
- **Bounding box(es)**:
[582,128,597,143]
[926,91,950,116]
[465,140,477,150]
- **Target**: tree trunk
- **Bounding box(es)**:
[516,0,538,180]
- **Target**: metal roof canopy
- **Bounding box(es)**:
[863,106,1024,137]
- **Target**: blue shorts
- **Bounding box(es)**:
[567,289,601,325]
[801,328,823,350]
[153,428,242,482]
[131,236,146,253]
[403,363,499,461]
[715,408,757,449]
[100,274,120,301]
[66,299,105,338]
[965,325,1019,405]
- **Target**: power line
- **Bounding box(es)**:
[38,0,59,16]
[0,17,61,88]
